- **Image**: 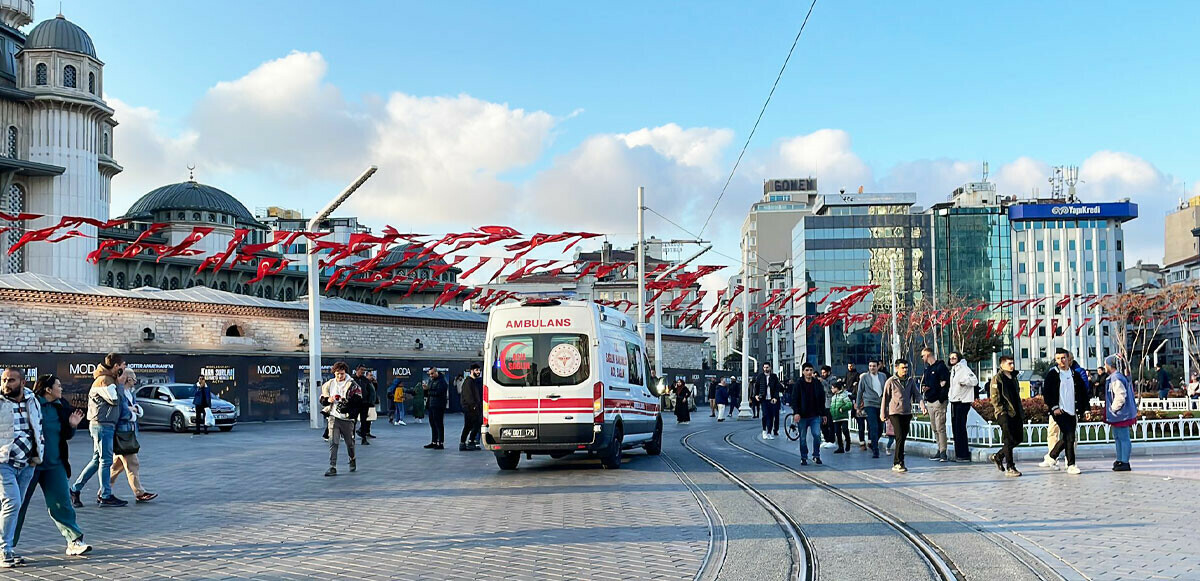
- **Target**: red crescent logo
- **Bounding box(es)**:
[499,341,530,380]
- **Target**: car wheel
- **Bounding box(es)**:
[643,418,663,456]
[495,451,520,470]
[170,412,186,433]
[218,426,233,432]
[601,426,623,469]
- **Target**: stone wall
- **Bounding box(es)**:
[645,334,707,369]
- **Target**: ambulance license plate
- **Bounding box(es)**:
[501,428,537,439]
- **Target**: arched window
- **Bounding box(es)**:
[104,272,114,286]
[285,287,294,301]
[6,126,16,158]
[177,212,185,220]
[264,285,273,299]
[225,325,242,337]
[63,65,76,88]
[116,272,125,289]
[255,287,264,298]
[192,212,200,221]
[207,213,216,222]
[35,63,46,85]
[234,284,242,294]
[169,277,179,289]
[5,184,26,274]
[88,71,95,94]
[101,132,108,156]
[161,277,169,289]
[220,215,227,224]
[134,274,143,287]
[219,281,228,291]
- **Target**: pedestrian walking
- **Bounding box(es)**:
[818,366,836,448]
[673,380,691,424]
[919,346,950,461]
[109,370,156,503]
[353,367,377,445]
[1042,348,1088,474]
[424,368,448,450]
[389,378,407,426]
[322,362,360,476]
[753,363,783,439]
[459,365,483,450]
[411,380,426,424]
[790,363,825,465]
[1043,354,1089,462]
[70,353,127,508]
[13,374,91,557]
[1155,363,1172,400]
[192,376,212,435]
[987,356,1024,477]
[715,379,730,421]
[830,382,853,454]
[856,360,887,458]
[1104,356,1137,472]
[947,351,978,463]
[882,359,920,473]
[844,363,866,450]
[747,375,760,419]
[728,377,742,415]
[0,369,43,568]
[707,379,718,418]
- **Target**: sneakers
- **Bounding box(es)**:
[69,490,82,508]
[859,443,867,451]
[1066,465,1082,475]
[931,451,946,462]
[800,459,808,466]
[821,442,836,449]
[762,430,768,440]
[434,444,445,450]
[423,443,438,449]
[324,466,337,477]
[97,495,128,507]
[896,464,908,473]
[891,464,900,472]
[349,459,357,472]
[0,555,24,568]
[834,448,844,454]
[66,540,92,556]
[814,457,822,465]
[885,446,892,455]
[990,453,1005,472]
[367,434,377,439]
[1039,454,1060,470]
[135,492,158,503]
[396,420,407,426]
[1113,461,1131,472]
[1005,468,1023,477]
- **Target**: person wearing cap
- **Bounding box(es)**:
[1104,356,1137,471]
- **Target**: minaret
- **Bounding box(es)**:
[17,12,121,283]
[0,0,33,29]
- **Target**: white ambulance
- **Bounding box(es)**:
[482,299,663,470]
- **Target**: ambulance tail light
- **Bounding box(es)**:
[593,381,604,423]
[482,383,489,427]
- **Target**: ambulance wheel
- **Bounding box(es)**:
[644,419,663,456]
[601,427,623,469]
[495,451,520,471]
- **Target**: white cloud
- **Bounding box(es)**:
[617,124,733,171]
[109,98,200,212]
[755,129,874,193]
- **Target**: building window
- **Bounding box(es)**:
[35,63,46,85]
[177,212,185,220]
[88,71,95,94]
[1068,240,1076,251]
[1086,260,1093,271]
[220,215,227,224]
[1117,261,1123,272]
[1020,283,1028,295]
[207,213,216,222]
[1053,261,1060,272]
[1018,263,1026,274]
[1116,240,1122,251]
[1087,282,1095,293]
[1085,239,1092,250]
[1037,283,1045,294]
[1099,240,1107,251]
[6,126,15,158]
[5,184,26,274]
[116,272,125,289]
[1021,348,1029,359]
[192,212,200,221]
[1018,241,1025,252]
[63,65,76,88]
[1052,240,1060,251]
[1054,283,1061,293]
[1036,240,1044,251]
[102,132,108,155]
[1037,262,1045,273]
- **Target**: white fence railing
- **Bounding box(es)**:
[1088,397,1199,411]
[879,418,1200,447]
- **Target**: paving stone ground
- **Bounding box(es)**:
[7,416,708,580]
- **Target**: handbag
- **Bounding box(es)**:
[114,430,140,455]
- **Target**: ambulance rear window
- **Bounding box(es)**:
[493,334,590,387]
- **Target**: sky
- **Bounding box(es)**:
[53,0,1200,283]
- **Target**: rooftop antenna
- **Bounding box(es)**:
[981,161,989,183]
[1064,165,1079,202]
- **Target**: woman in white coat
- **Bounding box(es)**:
[947,352,978,463]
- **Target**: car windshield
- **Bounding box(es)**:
[492,333,590,387]
[169,385,196,399]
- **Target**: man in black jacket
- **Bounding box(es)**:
[919,347,951,461]
[459,365,483,451]
[753,363,784,439]
[353,367,377,445]
[988,356,1024,477]
[1043,348,1089,474]
[790,363,826,465]
[424,368,449,450]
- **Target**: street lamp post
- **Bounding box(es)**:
[307,166,378,429]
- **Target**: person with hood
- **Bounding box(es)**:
[1042,348,1089,474]
[672,379,691,424]
[192,376,212,435]
[70,353,127,508]
[881,359,921,473]
[1104,356,1137,472]
[829,382,853,454]
[856,360,888,458]
[988,356,1024,477]
[14,374,91,557]
[0,369,44,567]
[459,365,483,451]
[410,380,426,424]
[947,351,978,463]
[715,379,730,421]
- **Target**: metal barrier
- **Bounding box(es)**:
[877,417,1200,447]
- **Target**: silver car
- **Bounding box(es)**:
[135,383,238,432]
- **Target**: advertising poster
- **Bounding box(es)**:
[127,361,176,388]
[56,357,98,409]
[200,365,238,413]
[297,364,332,415]
[247,359,292,421]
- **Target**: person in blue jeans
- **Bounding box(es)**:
[1105,356,1138,471]
[70,353,128,508]
[855,360,888,458]
[790,363,827,466]
[1,368,43,568]
[1155,364,1171,400]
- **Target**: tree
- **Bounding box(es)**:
[1031,358,1053,378]
[958,323,1005,364]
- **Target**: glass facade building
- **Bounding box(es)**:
[930,202,1013,357]
[791,195,931,369]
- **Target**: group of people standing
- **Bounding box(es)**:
[0,352,160,568]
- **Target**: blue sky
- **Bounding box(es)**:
[57,1,1200,264]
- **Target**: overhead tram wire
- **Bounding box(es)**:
[697,0,819,238]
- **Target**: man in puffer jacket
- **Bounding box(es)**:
[947,352,978,463]
[69,353,127,508]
